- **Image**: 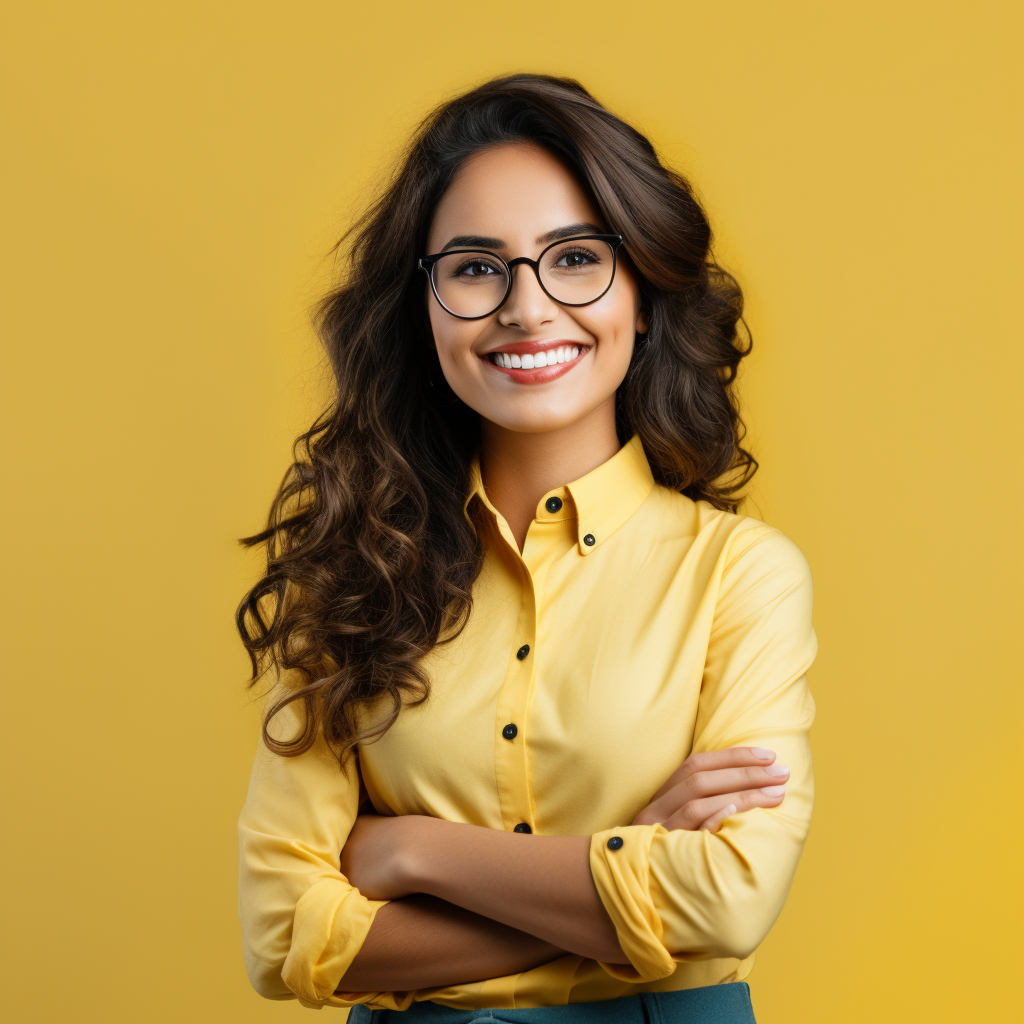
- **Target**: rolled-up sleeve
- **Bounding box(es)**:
[237,684,401,1009]
[588,525,817,982]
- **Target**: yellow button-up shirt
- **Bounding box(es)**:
[237,432,817,1011]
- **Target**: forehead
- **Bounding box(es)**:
[427,142,604,250]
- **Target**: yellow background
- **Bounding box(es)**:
[3,3,1021,1022]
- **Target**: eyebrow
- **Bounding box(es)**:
[439,222,605,252]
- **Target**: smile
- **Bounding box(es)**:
[480,342,591,384]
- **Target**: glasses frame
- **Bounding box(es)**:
[417,233,626,321]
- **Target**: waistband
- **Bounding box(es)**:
[348,982,756,1023]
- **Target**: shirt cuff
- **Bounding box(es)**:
[281,878,391,1006]
[589,823,677,983]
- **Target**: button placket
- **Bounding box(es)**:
[493,559,538,834]
[492,487,575,836]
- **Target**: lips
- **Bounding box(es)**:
[480,342,590,384]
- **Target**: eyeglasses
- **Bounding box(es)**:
[418,234,625,320]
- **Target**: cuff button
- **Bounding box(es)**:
[606,836,624,850]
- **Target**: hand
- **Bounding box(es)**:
[630,746,789,833]
[340,812,432,901]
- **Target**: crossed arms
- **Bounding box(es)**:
[333,745,792,993]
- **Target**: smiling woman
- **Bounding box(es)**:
[421,142,647,481]
[236,73,814,1024]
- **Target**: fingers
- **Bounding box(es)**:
[696,803,736,833]
[681,746,777,777]
[645,762,790,823]
[662,783,788,832]
[687,762,790,800]
[648,746,778,803]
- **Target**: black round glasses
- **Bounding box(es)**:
[418,234,625,320]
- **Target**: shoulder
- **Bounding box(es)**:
[648,484,811,585]
[720,515,811,586]
[708,513,814,627]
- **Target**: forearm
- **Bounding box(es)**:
[336,893,568,993]
[404,820,630,964]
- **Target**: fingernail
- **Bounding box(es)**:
[751,747,774,759]
[724,803,737,815]
[763,784,786,796]
[765,764,790,776]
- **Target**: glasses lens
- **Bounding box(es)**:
[539,239,615,305]
[431,252,509,318]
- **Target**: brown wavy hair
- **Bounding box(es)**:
[237,72,756,771]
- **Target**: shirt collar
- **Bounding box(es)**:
[462,432,656,556]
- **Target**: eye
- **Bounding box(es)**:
[553,246,601,269]
[455,258,500,277]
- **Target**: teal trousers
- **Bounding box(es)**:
[347,982,757,1023]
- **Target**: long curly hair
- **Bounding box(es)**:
[236,72,756,772]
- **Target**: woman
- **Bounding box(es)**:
[236,73,815,1024]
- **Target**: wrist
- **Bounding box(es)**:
[395,814,449,895]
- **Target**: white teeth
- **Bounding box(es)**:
[489,346,586,369]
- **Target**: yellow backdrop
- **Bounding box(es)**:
[3,3,1021,1022]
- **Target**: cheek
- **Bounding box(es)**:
[429,307,480,367]
[428,303,455,354]
[579,289,640,351]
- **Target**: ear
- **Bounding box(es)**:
[635,308,649,335]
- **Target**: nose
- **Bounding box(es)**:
[496,262,559,330]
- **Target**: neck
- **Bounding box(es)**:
[478,400,622,552]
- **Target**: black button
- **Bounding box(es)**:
[516,644,530,660]
[502,723,518,740]
[513,822,532,833]
[607,836,624,850]
[583,534,596,546]
[545,496,563,513]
